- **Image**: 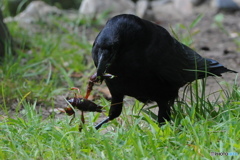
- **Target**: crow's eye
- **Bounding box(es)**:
[100,45,111,50]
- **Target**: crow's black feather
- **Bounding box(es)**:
[92,14,237,128]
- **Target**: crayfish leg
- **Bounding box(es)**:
[85,81,94,99]
[79,111,85,132]
[69,113,75,125]
[85,73,98,99]
[81,111,85,124]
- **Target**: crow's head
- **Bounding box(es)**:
[92,28,120,81]
[92,14,146,81]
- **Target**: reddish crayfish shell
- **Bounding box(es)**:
[67,97,103,112]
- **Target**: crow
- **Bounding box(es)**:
[92,14,237,129]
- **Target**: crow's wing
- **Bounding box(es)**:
[147,27,236,87]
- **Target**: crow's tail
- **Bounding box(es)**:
[207,58,237,76]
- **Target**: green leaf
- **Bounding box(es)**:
[214,13,224,23]
[190,14,204,29]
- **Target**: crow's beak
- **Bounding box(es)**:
[97,51,112,79]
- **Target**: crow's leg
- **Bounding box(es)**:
[156,100,171,124]
[95,117,109,130]
[109,95,124,120]
[95,95,123,130]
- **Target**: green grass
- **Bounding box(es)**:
[1,17,93,104]
[0,91,239,159]
[0,13,240,160]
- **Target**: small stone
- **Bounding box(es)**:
[211,0,240,10]
[5,1,62,24]
[49,108,64,114]
[174,0,193,15]
[79,0,135,18]
[151,0,182,21]
[136,0,149,18]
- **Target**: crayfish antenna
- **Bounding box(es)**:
[70,87,82,98]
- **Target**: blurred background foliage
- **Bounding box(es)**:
[0,0,83,16]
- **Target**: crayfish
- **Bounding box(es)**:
[61,73,115,131]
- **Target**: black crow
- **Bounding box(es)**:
[92,14,237,129]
